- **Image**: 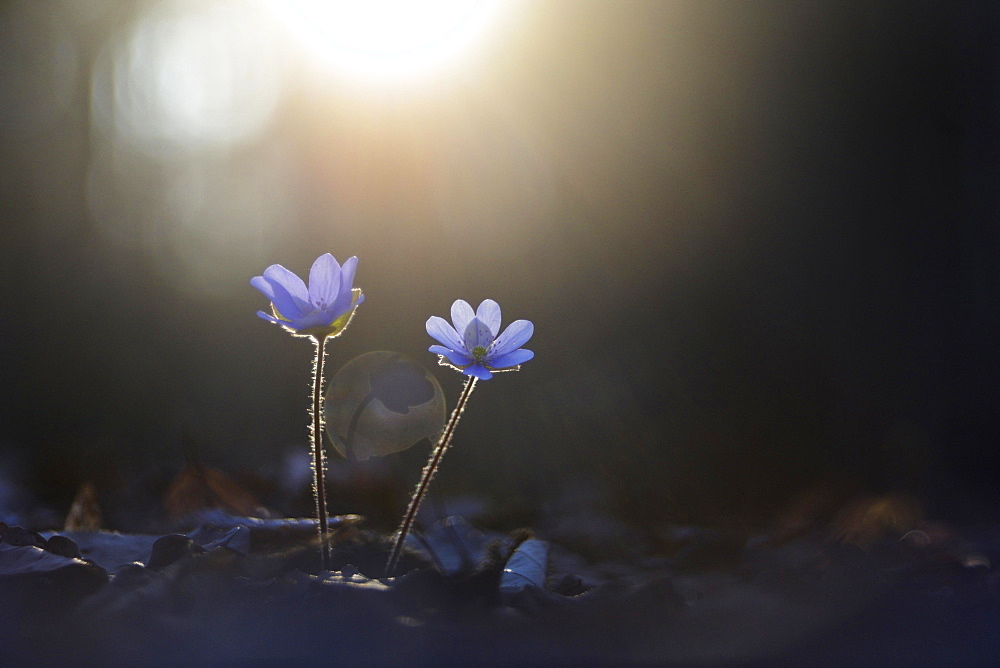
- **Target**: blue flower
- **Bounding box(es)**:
[426,299,534,380]
[251,254,364,338]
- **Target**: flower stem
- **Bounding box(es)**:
[386,376,478,576]
[311,335,331,570]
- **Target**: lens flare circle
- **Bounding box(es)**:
[325,351,446,461]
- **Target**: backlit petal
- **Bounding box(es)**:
[463,317,494,350]
[426,316,464,351]
[490,319,534,357]
[464,363,493,380]
[327,256,359,316]
[256,310,285,324]
[476,299,502,337]
[429,345,473,367]
[338,257,358,297]
[450,300,475,334]
[327,284,353,318]
[265,277,308,320]
[488,348,534,369]
[250,276,276,302]
[263,264,309,306]
[308,253,341,306]
[292,309,337,331]
[334,289,365,325]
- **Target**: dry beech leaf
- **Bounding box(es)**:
[164,465,260,520]
[64,481,104,531]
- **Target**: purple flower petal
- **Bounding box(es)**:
[250,276,276,302]
[338,256,359,301]
[463,317,494,351]
[429,345,473,367]
[292,309,338,331]
[476,299,502,337]
[464,363,493,380]
[490,319,533,357]
[326,257,359,317]
[327,287,352,319]
[307,253,341,307]
[264,276,309,320]
[256,310,286,324]
[488,348,534,369]
[263,264,309,308]
[450,300,475,335]
[426,316,464,351]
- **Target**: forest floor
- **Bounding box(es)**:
[3,496,1000,666]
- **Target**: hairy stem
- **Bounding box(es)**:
[311,335,330,570]
[386,376,478,576]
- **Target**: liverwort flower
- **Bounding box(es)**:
[426,299,534,380]
[251,253,363,339]
[386,298,534,576]
[251,253,364,571]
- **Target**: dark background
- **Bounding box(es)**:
[1,0,998,532]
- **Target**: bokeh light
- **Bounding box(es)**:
[86,0,293,297]
[261,0,507,82]
[90,0,282,156]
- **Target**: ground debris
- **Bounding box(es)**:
[1,513,999,665]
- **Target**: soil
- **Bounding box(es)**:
[2,508,1000,666]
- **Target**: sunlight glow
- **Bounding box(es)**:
[264,0,506,81]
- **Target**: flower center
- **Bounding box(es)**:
[471,345,488,362]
